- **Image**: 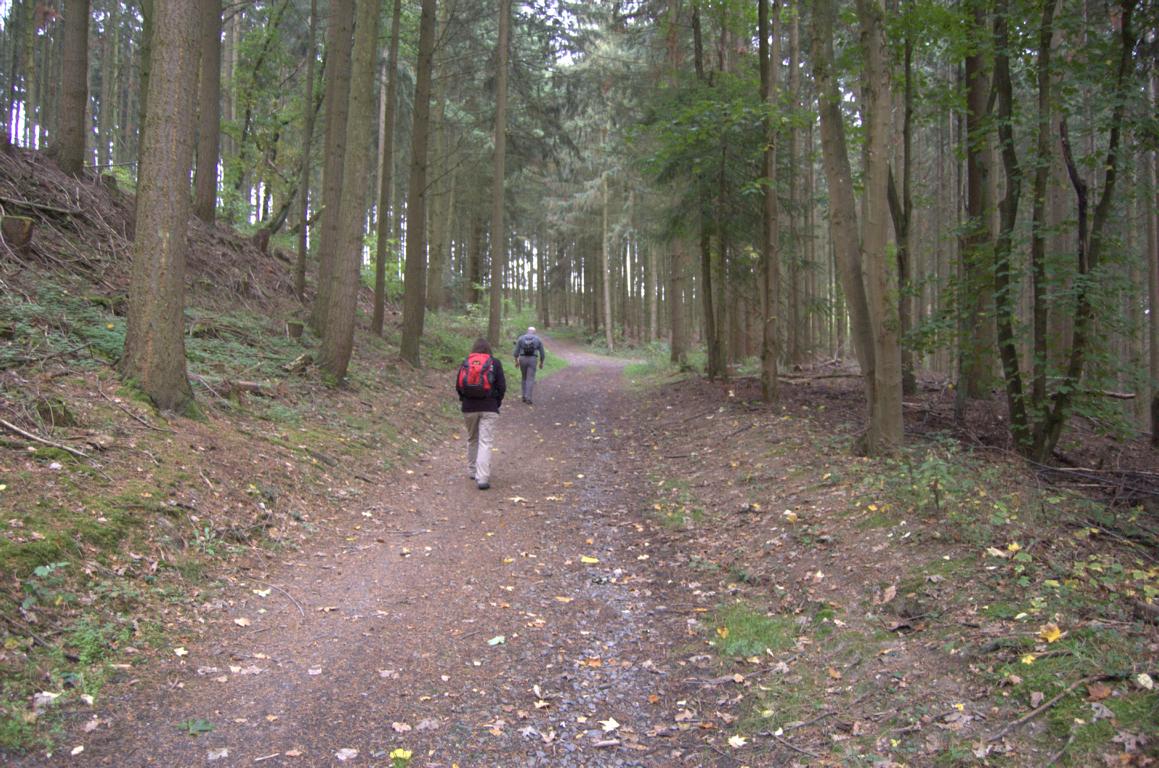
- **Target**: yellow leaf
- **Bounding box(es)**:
[1007,542,1021,553]
[867,504,878,512]
[1037,623,1062,643]
[554,596,574,603]
[1021,654,1036,665]
[580,555,599,564]
[716,626,730,639]
[782,510,798,523]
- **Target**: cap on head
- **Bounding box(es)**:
[527,326,536,334]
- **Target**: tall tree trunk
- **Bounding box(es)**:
[759,0,780,402]
[294,0,318,302]
[960,0,997,399]
[372,0,402,334]
[813,0,879,449]
[57,0,88,175]
[485,0,509,346]
[601,171,615,351]
[1028,0,1058,441]
[137,0,153,149]
[192,0,222,222]
[991,0,1029,449]
[319,0,380,381]
[1038,3,1136,459]
[97,0,117,168]
[400,0,438,364]
[1150,72,1159,446]
[856,0,903,453]
[310,0,355,334]
[119,0,198,412]
[787,7,802,365]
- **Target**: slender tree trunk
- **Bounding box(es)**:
[319,0,380,381]
[294,0,318,302]
[787,7,802,365]
[759,0,780,402]
[57,0,89,175]
[961,0,997,399]
[485,0,509,347]
[310,0,355,334]
[372,0,402,334]
[1150,72,1159,446]
[601,171,615,351]
[856,0,903,453]
[991,0,1029,449]
[811,0,876,426]
[192,0,222,222]
[119,0,198,412]
[400,0,438,364]
[97,1,117,167]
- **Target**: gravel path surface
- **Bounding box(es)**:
[14,341,722,767]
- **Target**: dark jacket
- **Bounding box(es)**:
[457,355,506,413]
[514,334,545,363]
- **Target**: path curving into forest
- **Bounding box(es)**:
[16,340,718,767]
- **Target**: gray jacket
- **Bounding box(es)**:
[514,334,544,362]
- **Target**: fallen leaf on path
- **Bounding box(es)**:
[1136,673,1154,690]
[392,721,412,733]
[252,588,271,597]
[173,647,188,657]
[1087,683,1113,701]
[206,748,228,761]
[335,748,358,761]
[507,497,526,504]
[234,618,251,627]
[600,718,620,732]
[580,555,600,564]
[554,596,573,603]
[70,746,84,756]
[1037,623,1062,643]
[487,635,506,646]
[728,735,747,748]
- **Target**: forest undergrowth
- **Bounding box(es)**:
[0,144,1156,765]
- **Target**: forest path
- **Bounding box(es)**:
[21,339,715,767]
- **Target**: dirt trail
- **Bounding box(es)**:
[17,340,715,767]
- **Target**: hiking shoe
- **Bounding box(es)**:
[477,482,490,490]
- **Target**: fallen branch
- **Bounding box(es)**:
[254,581,304,617]
[0,193,82,216]
[0,417,89,458]
[987,673,1126,742]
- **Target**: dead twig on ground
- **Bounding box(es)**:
[97,382,174,432]
[0,416,88,458]
[254,581,304,617]
[987,673,1125,742]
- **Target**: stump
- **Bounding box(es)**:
[287,320,304,339]
[2,215,34,256]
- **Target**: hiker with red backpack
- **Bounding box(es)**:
[513,326,545,404]
[455,337,506,490]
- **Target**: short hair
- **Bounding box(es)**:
[471,337,492,354]
[527,326,536,334]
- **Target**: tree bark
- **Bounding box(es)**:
[400,0,438,365]
[318,0,380,382]
[372,0,402,335]
[192,0,222,222]
[310,0,355,334]
[119,0,198,412]
[811,0,877,438]
[601,171,615,351]
[856,0,903,453]
[1150,72,1159,446]
[759,0,780,402]
[294,0,318,302]
[57,0,89,175]
[485,0,510,347]
[960,0,997,399]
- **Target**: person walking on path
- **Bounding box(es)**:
[513,326,545,404]
[456,337,506,490]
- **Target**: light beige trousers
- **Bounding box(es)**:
[464,411,498,483]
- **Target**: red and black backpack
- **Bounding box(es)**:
[457,353,495,398]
